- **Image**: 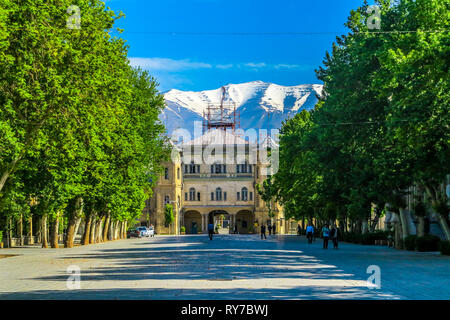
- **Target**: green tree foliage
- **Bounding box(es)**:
[270,0,449,239]
[0,1,170,247]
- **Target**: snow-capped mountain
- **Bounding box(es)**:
[161,81,323,136]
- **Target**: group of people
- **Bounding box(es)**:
[207,222,277,241]
[260,224,276,240]
[304,224,341,249]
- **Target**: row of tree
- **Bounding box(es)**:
[0,1,170,248]
[266,0,449,242]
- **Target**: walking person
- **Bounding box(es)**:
[261,224,267,240]
[268,224,272,236]
[306,224,314,244]
[330,225,340,249]
[322,224,330,249]
[297,224,302,236]
[272,224,276,235]
[208,222,214,240]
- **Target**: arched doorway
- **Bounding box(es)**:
[184,211,202,234]
[209,210,230,234]
[236,210,255,234]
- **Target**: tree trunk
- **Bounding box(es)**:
[399,208,410,239]
[82,214,93,245]
[394,222,403,249]
[41,215,48,248]
[123,221,128,239]
[424,185,450,240]
[89,214,97,244]
[437,214,450,240]
[27,215,34,245]
[354,219,362,234]
[112,221,117,240]
[117,221,121,239]
[370,208,381,231]
[103,213,111,242]
[95,217,103,243]
[7,216,13,248]
[74,217,82,242]
[0,155,22,194]
[362,219,369,234]
[417,216,425,237]
[50,215,60,248]
[65,197,83,248]
[18,214,24,246]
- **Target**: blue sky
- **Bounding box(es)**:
[105,0,371,92]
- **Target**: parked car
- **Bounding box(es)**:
[137,227,155,238]
[127,228,142,238]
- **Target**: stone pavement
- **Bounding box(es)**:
[0,235,449,300]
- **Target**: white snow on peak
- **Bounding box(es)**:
[162,81,323,135]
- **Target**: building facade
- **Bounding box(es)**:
[140,129,290,235]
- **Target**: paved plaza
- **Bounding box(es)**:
[0,235,449,300]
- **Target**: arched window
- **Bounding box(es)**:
[241,187,248,201]
[215,188,222,201]
[164,195,170,205]
[189,188,196,201]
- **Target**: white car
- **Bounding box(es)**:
[137,226,155,237]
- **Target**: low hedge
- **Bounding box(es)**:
[343,231,391,245]
[416,235,441,252]
[404,235,418,251]
[439,240,450,256]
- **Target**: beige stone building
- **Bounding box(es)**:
[140,128,291,235]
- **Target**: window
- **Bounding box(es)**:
[164,168,169,180]
[189,161,196,174]
[189,188,196,201]
[215,188,222,201]
[250,192,253,201]
[211,165,214,174]
[242,187,248,201]
[223,165,227,173]
[224,192,227,201]
[211,192,214,201]
[185,193,188,201]
[215,164,222,174]
[237,192,240,201]
[237,161,249,173]
[164,195,170,205]
[185,165,188,173]
[197,165,200,173]
[197,192,201,201]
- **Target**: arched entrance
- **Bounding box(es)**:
[184,211,202,234]
[236,210,255,234]
[209,210,230,234]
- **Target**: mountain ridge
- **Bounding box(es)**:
[161,81,323,136]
